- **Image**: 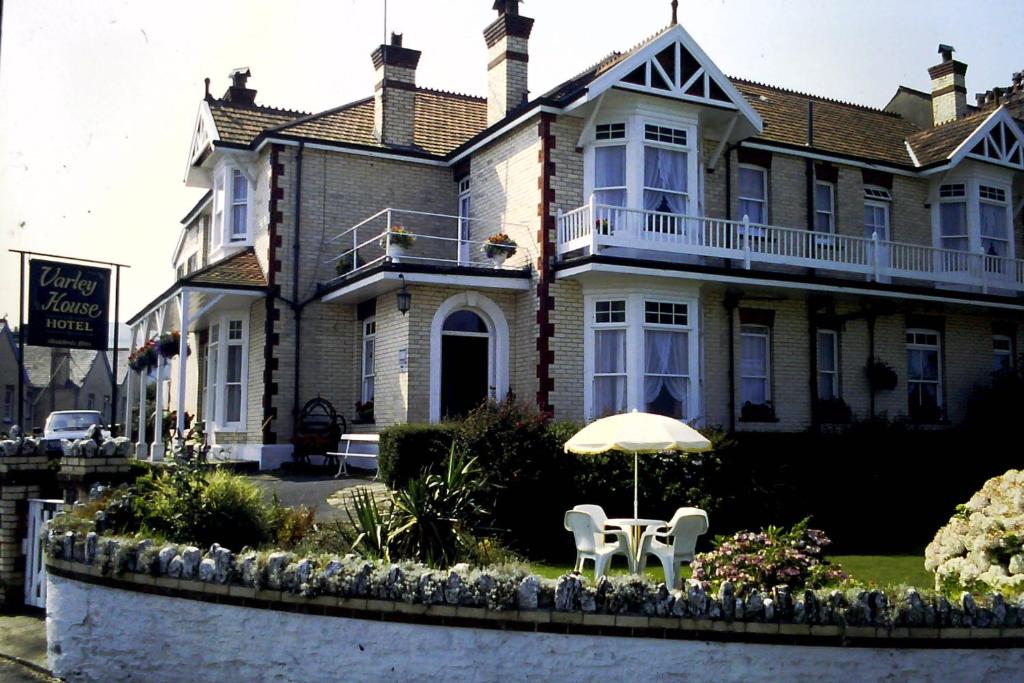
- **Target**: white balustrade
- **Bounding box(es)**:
[555,203,1024,293]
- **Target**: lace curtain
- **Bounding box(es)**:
[643,147,688,214]
[594,329,627,416]
[643,330,688,416]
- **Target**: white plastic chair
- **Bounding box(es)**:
[572,504,631,548]
[637,507,709,589]
[564,510,634,578]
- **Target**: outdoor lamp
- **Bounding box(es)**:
[396,274,411,315]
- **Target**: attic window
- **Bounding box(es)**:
[596,123,626,140]
[864,187,892,201]
[645,125,687,146]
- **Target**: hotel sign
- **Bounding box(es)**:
[27,259,110,350]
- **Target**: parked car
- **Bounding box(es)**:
[41,410,108,453]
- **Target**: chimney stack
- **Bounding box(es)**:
[223,68,257,106]
[484,0,534,125]
[372,32,421,147]
[928,44,968,125]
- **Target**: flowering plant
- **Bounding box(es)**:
[382,225,416,250]
[925,469,1024,598]
[484,233,517,258]
[129,341,159,371]
[691,517,847,593]
[595,218,611,234]
[157,331,191,359]
[355,400,374,422]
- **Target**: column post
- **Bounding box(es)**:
[175,290,191,450]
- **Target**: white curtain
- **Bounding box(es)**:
[643,330,688,416]
[740,331,768,404]
[594,146,626,207]
[738,167,766,224]
[643,147,688,214]
[980,203,1008,255]
[594,329,626,416]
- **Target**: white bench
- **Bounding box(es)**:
[328,433,380,479]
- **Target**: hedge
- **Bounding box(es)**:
[377,423,458,486]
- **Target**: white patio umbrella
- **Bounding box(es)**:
[564,410,712,519]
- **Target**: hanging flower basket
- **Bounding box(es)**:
[865,360,898,391]
[158,331,181,358]
[130,341,158,372]
[485,233,517,268]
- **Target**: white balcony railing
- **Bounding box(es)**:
[557,202,1024,293]
[323,208,533,282]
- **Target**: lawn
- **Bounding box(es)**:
[530,554,932,588]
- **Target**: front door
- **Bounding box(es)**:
[441,335,489,419]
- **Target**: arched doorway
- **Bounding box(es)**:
[429,292,510,422]
[440,310,490,419]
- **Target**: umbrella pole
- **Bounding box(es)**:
[633,450,638,519]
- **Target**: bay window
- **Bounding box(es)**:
[204,315,248,431]
[585,293,699,422]
[938,184,968,252]
[906,329,942,422]
[979,185,1009,258]
[230,170,248,241]
[210,163,251,256]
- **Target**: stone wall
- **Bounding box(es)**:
[44,561,1024,683]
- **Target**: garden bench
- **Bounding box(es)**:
[329,433,380,479]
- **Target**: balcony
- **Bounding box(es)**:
[323,208,534,284]
[557,203,1024,294]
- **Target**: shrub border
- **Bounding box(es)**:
[46,558,1024,649]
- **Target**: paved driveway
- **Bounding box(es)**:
[248,473,387,520]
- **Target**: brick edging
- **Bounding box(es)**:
[44,560,1024,650]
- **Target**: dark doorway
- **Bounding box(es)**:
[441,335,489,419]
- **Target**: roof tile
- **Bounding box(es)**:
[184,248,266,289]
[905,110,993,166]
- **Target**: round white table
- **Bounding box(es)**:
[606,518,667,571]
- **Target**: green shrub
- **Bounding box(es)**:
[378,423,458,487]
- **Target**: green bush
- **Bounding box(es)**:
[378,423,457,487]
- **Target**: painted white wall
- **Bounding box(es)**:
[47,574,1024,683]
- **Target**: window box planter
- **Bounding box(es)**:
[739,401,775,422]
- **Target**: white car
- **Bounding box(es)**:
[42,410,109,452]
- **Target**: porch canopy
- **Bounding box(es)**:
[124,249,267,460]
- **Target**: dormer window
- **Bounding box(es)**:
[932,179,1015,261]
[210,163,251,255]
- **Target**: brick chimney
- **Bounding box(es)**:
[222,68,257,106]
[372,33,421,147]
[928,44,968,125]
[484,0,534,125]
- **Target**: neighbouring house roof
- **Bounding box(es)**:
[184,248,266,289]
[207,100,308,146]
[905,109,995,166]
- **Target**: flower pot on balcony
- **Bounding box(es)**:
[489,251,508,269]
[484,235,517,269]
[387,244,407,263]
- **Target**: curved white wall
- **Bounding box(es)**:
[46,574,1024,683]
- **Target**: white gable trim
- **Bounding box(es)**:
[947,107,1024,170]
[584,25,763,135]
[184,101,220,183]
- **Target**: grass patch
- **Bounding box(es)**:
[531,555,930,588]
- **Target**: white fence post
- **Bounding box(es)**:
[742,214,752,270]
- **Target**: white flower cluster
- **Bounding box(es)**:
[925,469,1024,596]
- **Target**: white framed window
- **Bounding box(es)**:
[643,301,690,419]
[979,184,1009,257]
[814,181,835,235]
[863,186,891,241]
[594,145,627,209]
[643,125,689,234]
[938,183,968,252]
[205,314,249,432]
[3,384,13,422]
[595,123,625,140]
[212,175,225,252]
[906,329,942,422]
[230,169,248,241]
[993,335,1013,372]
[817,330,839,400]
[585,291,701,422]
[592,299,628,418]
[738,165,768,225]
[740,324,771,408]
[362,318,376,403]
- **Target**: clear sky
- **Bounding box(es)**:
[1,0,1022,325]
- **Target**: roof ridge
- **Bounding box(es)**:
[732,76,903,118]
[209,98,311,118]
[415,86,486,102]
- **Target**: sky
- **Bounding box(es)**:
[1,0,1022,327]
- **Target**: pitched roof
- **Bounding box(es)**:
[905,109,994,166]
[269,89,486,157]
[183,248,266,289]
[208,100,308,146]
[68,350,98,386]
[732,79,921,166]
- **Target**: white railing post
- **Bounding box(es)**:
[556,208,563,255]
[871,231,881,282]
[977,247,988,294]
[352,225,357,272]
[385,209,393,261]
[741,214,752,269]
[589,194,597,255]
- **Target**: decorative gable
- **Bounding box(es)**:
[188,102,219,168]
[584,25,762,137]
[965,112,1024,169]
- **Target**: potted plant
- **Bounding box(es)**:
[595,218,611,235]
[381,225,415,263]
[355,399,374,423]
[865,360,898,391]
[484,233,517,268]
[157,331,191,359]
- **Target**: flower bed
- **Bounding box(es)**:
[926,469,1024,597]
